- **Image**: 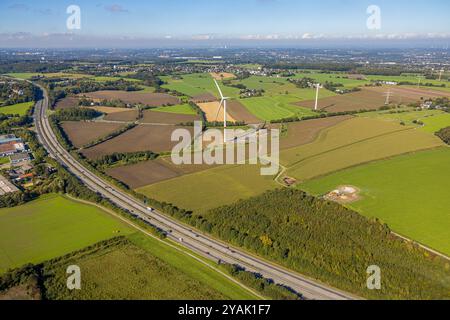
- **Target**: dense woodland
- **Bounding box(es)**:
[145,189,450,300]
[436,126,450,144]
[0,80,41,106]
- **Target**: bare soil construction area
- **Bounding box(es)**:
[280,115,353,150]
[80,91,181,106]
[324,185,361,204]
[197,101,236,122]
[61,121,126,148]
[227,100,262,124]
[54,97,79,110]
[141,110,200,125]
[106,157,213,189]
[81,125,194,159]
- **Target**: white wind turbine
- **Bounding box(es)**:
[213,79,230,143]
[314,83,322,111]
[439,69,445,82]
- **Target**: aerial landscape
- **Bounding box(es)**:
[0,0,449,311]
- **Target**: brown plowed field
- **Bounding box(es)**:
[61,121,126,148]
[298,86,450,112]
[54,97,79,110]
[190,93,217,103]
[80,91,180,106]
[103,110,139,122]
[227,100,262,124]
[141,110,200,124]
[106,157,213,189]
[367,86,450,99]
[81,125,194,159]
[89,106,130,114]
[280,116,353,150]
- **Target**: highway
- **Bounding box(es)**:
[34,84,356,300]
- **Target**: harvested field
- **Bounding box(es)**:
[106,157,213,189]
[227,100,262,124]
[137,164,277,214]
[103,109,139,122]
[198,101,236,122]
[61,121,126,148]
[54,97,79,110]
[80,91,180,106]
[281,118,444,182]
[141,110,200,125]
[280,115,353,150]
[210,72,236,80]
[190,93,217,103]
[82,125,194,159]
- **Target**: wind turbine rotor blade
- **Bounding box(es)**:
[213,79,224,99]
[215,99,224,122]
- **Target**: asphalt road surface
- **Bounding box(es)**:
[34,84,356,300]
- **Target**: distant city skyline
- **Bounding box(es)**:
[0,0,449,48]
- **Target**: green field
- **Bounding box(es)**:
[161,73,239,98]
[0,157,10,165]
[292,72,371,89]
[0,101,34,116]
[301,148,450,256]
[239,95,317,121]
[5,72,90,80]
[43,234,258,300]
[92,76,142,83]
[137,164,278,214]
[281,117,444,181]
[358,109,450,133]
[152,103,197,115]
[0,194,133,273]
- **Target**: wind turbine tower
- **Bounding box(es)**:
[213,79,230,143]
[314,83,321,111]
[417,76,424,88]
[439,69,445,82]
[384,89,392,105]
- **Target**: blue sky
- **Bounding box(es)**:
[0,0,449,47]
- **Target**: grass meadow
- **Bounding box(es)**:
[137,164,278,214]
[43,234,258,300]
[301,148,450,256]
[0,194,133,273]
[0,101,34,116]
